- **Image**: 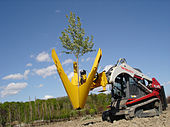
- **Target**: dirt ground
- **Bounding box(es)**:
[39,104,170,127]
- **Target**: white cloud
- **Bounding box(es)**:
[36,51,50,62]
[34,65,56,78]
[1,82,27,97]
[30,54,34,58]
[2,70,30,80]
[24,70,30,79]
[56,10,61,13]
[164,81,170,86]
[62,59,73,65]
[85,57,94,62]
[90,85,111,95]
[2,73,23,80]
[26,63,32,67]
[103,65,113,72]
[167,81,170,85]
[68,72,74,80]
[86,57,91,62]
[81,58,85,62]
[38,84,44,88]
[43,95,54,100]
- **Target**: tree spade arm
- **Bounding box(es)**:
[51,49,79,109]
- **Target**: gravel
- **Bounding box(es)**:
[38,104,170,127]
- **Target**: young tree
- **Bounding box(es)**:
[0,104,8,127]
[59,12,95,86]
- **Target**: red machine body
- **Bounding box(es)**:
[102,58,167,122]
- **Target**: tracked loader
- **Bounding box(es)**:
[52,48,167,122]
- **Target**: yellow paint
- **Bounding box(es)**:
[52,49,79,108]
[71,62,78,86]
[90,72,108,92]
[52,48,104,109]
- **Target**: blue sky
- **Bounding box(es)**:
[0,0,170,102]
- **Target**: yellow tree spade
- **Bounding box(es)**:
[52,12,105,109]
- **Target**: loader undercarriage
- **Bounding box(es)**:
[102,98,162,123]
[102,71,166,122]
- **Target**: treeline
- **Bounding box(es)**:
[0,93,111,127]
[167,96,170,104]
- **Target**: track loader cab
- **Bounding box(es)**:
[107,73,147,117]
[102,59,167,122]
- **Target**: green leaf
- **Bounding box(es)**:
[59,12,95,59]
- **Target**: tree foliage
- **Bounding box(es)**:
[59,12,95,58]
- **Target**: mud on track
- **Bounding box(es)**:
[38,104,170,127]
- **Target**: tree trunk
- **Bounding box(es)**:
[34,97,36,120]
[29,96,32,122]
[24,106,27,123]
[51,104,54,120]
[77,56,79,86]
[41,102,44,121]
[8,105,11,127]
[18,105,21,126]
[44,101,48,120]
[48,104,51,121]
[37,100,40,120]
[77,56,80,105]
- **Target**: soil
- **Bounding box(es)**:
[39,104,170,127]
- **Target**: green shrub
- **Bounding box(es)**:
[70,110,78,117]
[89,108,96,116]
